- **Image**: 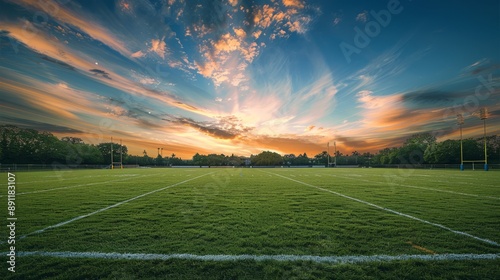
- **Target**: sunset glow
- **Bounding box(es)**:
[0,0,498,158]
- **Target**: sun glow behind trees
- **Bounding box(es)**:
[1,126,499,167]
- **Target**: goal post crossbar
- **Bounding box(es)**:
[461,160,488,171]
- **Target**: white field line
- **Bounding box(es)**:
[334,175,500,200]
[0,174,155,197]
[13,251,500,264]
[0,174,131,187]
[264,171,499,247]
[370,174,500,189]
[9,172,214,243]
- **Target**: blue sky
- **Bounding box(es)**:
[0,0,498,158]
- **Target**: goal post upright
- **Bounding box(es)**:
[334,141,337,167]
[111,137,114,170]
[327,142,330,167]
[457,114,464,171]
[120,139,123,169]
[110,137,123,170]
[458,108,489,171]
[480,108,488,171]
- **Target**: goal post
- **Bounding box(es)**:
[462,160,487,171]
[110,138,123,170]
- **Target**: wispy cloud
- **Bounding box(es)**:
[333,17,342,26]
[6,0,134,57]
[356,10,368,22]
[0,19,217,119]
[149,38,168,59]
[164,115,253,140]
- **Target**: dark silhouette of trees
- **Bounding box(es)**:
[1,125,498,167]
[250,151,283,166]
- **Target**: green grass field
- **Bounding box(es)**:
[1,167,499,279]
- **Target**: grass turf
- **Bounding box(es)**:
[1,168,499,279]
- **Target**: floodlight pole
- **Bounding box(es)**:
[327,142,330,167]
[480,108,488,171]
[457,114,464,171]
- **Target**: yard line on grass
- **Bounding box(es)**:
[263,171,500,247]
[334,175,500,200]
[371,174,499,189]
[0,174,154,197]
[13,251,500,264]
[11,172,215,242]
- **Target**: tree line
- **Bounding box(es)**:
[371,133,499,165]
[1,125,498,166]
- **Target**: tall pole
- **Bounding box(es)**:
[484,119,487,170]
[334,141,337,167]
[120,139,123,169]
[457,114,464,171]
[111,137,114,170]
[480,108,488,171]
[327,142,330,167]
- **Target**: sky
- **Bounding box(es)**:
[0,0,499,159]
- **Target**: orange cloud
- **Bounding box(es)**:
[257,5,276,28]
[214,33,241,53]
[233,27,246,38]
[282,0,305,9]
[131,50,146,58]
[150,38,168,59]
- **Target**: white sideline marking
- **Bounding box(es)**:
[336,175,500,200]
[13,251,500,264]
[14,172,214,242]
[264,171,500,247]
[9,175,152,196]
[371,174,499,189]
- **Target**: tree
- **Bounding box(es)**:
[462,139,483,161]
[404,133,437,147]
[294,153,310,165]
[251,151,283,166]
[371,147,398,165]
[228,154,242,166]
[351,151,359,164]
[424,140,460,164]
[283,154,296,166]
[192,153,206,166]
[390,133,438,165]
[155,155,164,166]
[62,141,104,165]
[35,131,66,164]
[314,151,329,166]
[61,137,84,144]
[169,154,184,166]
[0,125,66,164]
